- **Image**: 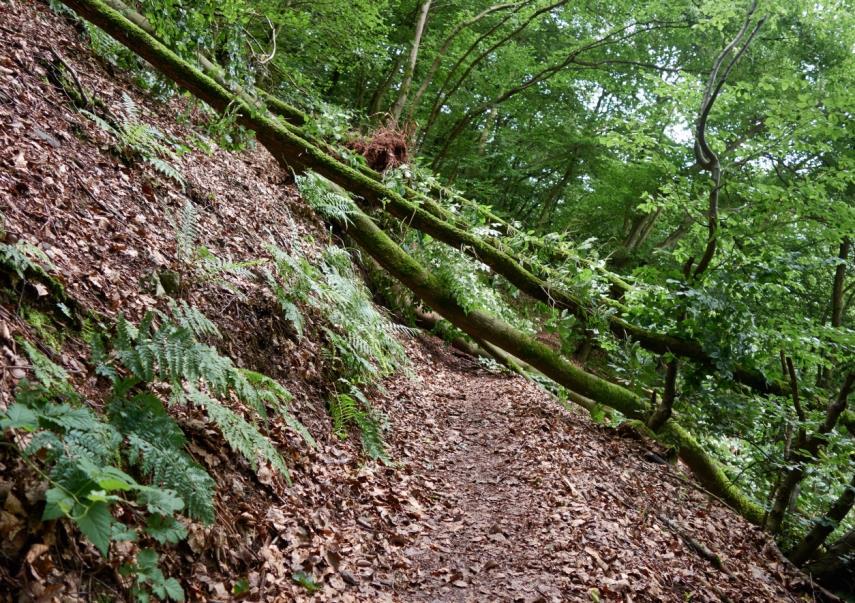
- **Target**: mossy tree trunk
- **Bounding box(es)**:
[75,0,786,399]
[58,0,765,524]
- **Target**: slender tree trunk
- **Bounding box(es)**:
[789,470,855,566]
[419,1,533,143]
[612,206,662,268]
[408,2,522,122]
[536,150,578,229]
[819,237,851,386]
[369,50,405,117]
[766,373,855,533]
[647,359,679,431]
[806,527,855,583]
[390,0,432,125]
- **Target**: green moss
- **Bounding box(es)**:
[23,307,64,352]
[661,422,765,525]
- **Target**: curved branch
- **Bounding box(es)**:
[408,1,524,121]
[691,3,765,279]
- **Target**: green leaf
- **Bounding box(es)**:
[1,404,38,430]
[76,501,112,556]
[43,486,75,521]
[163,578,185,602]
[88,465,139,492]
[145,514,188,544]
[112,521,138,542]
[292,571,321,594]
[136,486,184,516]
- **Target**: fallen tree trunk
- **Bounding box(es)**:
[56,0,765,524]
[79,0,786,399]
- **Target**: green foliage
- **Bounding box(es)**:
[291,570,321,594]
[108,387,216,523]
[295,171,355,223]
[0,240,55,279]
[121,549,184,602]
[329,384,387,462]
[3,376,180,557]
[83,94,185,186]
[1,300,315,598]
[107,304,313,478]
[169,200,263,296]
[267,242,407,459]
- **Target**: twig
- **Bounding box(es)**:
[47,46,90,109]
[656,512,726,571]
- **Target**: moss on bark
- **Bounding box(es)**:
[58,0,765,525]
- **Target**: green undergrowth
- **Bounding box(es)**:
[1,283,312,599]
[266,239,410,462]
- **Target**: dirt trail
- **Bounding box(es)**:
[378,338,800,602]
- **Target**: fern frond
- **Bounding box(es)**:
[171,200,199,265]
[187,387,291,483]
[167,300,221,339]
[109,392,215,523]
[295,172,354,223]
[147,156,185,187]
[19,341,77,398]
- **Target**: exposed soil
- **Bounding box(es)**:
[0,2,824,601]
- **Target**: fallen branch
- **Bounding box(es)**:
[656,513,725,571]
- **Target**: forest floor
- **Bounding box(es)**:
[0,1,829,601]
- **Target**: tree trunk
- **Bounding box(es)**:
[90,1,786,400]
[390,0,432,124]
[806,527,855,586]
[766,373,855,533]
[57,0,768,525]
[536,150,578,229]
[789,470,855,566]
[408,2,522,122]
[369,50,405,117]
[647,359,678,431]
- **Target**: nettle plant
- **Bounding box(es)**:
[1,301,312,600]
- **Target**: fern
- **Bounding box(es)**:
[267,243,406,459]
[82,94,185,187]
[0,241,56,279]
[165,298,221,339]
[2,380,184,557]
[328,384,387,462]
[108,389,215,523]
[109,306,314,471]
[295,171,355,223]
[186,387,291,483]
[171,200,199,266]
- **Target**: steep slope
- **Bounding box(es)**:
[0,2,824,601]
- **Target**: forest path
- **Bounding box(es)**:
[377,336,797,602]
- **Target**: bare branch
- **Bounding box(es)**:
[691,2,766,279]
